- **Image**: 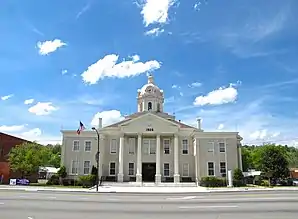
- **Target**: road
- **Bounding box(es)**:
[0,190,298,219]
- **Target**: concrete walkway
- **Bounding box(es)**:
[1,185,298,193]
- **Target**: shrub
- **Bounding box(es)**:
[233,168,244,181]
[46,174,59,185]
[200,177,226,187]
[57,166,67,178]
[260,180,270,187]
[79,175,96,188]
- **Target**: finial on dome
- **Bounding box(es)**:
[148,73,154,84]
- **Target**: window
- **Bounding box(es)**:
[157,103,160,112]
[128,138,135,154]
[84,141,91,152]
[71,160,79,174]
[182,163,189,177]
[109,162,116,176]
[220,162,226,177]
[207,162,215,176]
[143,139,156,155]
[128,163,134,176]
[182,139,188,154]
[110,139,117,154]
[163,163,170,177]
[208,142,214,152]
[150,140,156,154]
[83,161,91,175]
[163,139,170,154]
[148,102,152,110]
[219,142,225,153]
[143,139,149,154]
[73,141,80,151]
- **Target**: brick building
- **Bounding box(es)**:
[0,132,38,184]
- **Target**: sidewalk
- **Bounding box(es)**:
[1,185,298,193]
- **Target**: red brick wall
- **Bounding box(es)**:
[0,133,38,184]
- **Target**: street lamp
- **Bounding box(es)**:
[92,127,100,192]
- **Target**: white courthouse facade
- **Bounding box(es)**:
[61,75,243,184]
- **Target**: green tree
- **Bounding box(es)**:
[254,144,289,179]
[8,142,45,177]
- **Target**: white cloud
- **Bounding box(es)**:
[179,92,183,96]
[1,94,13,100]
[145,27,165,36]
[140,0,176,26]
[28,102,58,116]
[81,54,161,85]
[37,39,66,55]
[193,84,238,106]
[172,84,180,89]
[24,98,34,105]
[217,123,224,130]
[91,110,124,127]
[189,82,202,88]
[0,125,26,132]
[62,69,68,75]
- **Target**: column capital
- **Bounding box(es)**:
[119,133,125,138]
[137,132,142,137]
[156,134,160,138]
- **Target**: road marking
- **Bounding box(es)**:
[28,217,34,219]
[167,196,197,200]
[0,202,4,205]
[19,196,28,198]
[48,196,57,199]
[107,198,120,201]
[179,205,238,209]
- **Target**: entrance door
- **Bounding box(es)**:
[142,163,156,182]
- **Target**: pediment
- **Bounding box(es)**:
[120,113,179,133]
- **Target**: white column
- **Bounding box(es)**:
[238,144,243,171]
[155,134,161,184]
[136,134,142,183]
[117,135,124,182]
[174,134,180,183]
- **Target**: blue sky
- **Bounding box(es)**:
[0,0,297,146]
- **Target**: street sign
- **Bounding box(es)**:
[95,151,100,162]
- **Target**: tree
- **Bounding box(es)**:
[254,145,289,179]
[233,168,244,181]
[9,142,44,177]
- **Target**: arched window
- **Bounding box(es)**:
[148,102,152,110]
[157,103,160,112]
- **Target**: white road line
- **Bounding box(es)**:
[167,196,197,200]
[107,198,120,201]
[179,205,238,209]
[0,202,4,205]
[19,196,28,198]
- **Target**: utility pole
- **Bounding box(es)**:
[92,127,100,192]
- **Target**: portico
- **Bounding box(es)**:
[117,133,181,184]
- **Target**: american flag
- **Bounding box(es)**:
[77,121,85,135]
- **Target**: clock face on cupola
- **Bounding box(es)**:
[137,74,164,113]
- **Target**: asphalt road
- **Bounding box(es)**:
[0,190,298,219]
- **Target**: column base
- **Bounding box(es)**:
[117,173,124,182]
[136,174,142,183]
[155,174,161,184]
[174,174,180,183]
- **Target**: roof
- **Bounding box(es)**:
[104,111,197,129]
[0,132,32,143]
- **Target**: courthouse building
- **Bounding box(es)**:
[61,75,243,184]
